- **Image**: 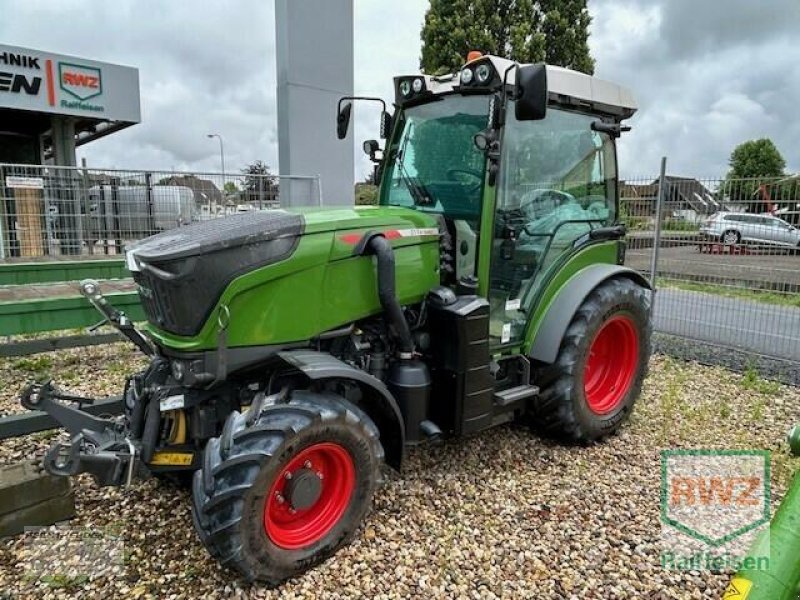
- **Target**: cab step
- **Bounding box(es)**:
[493,384,539,408]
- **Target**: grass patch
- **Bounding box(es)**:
[659,277,800,309]
[12,356,53,381]
[741,365,783,396]
[40,573,89,590]
[771,449,800,490]
[662,219,699,232]
[12,356,53,373]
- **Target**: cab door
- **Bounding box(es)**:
[486,106,618,347]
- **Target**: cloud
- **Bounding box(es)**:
[590,0,800,177]
[0,0,796,182]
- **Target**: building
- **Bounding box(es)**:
[0,43,140,166]
[0,44,140,258]
[622,176,721,222]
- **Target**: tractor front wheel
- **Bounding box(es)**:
[191,390,383,584]
[532,277,651,442]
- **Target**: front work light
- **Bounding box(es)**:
[400,80,412,97]
[460,68,474,85]
[412,78,424,93]
[475,63,491,84]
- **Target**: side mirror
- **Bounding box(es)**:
[473,129,500,186]
[514,64,547,121]
[380,111,393,139]
[337,102,353,139]
[363,139,380,162]
[473,132,489,152]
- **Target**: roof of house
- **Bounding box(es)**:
[621,176,722,214]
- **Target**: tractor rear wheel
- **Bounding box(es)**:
[191,390,383,584]
[532,277,651,442]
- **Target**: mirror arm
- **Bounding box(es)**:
[338,96,386,115]
[337,96,391,139]
[498,64,518,128]
[591,120,631,138]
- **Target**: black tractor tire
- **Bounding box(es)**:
[531,277,651,442]
[191,390,384,584]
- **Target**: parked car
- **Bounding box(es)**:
[86,184,197,237]
[700,212,800,248]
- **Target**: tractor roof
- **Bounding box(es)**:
[395,54,637,120]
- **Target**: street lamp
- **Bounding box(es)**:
[207,133,225,214]
[206,133,225,178]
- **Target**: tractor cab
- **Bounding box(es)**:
[340,54,637,348]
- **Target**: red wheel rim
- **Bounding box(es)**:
[583,315,639,415]
[264,442,355,549]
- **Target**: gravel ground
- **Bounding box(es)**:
[1,347,799,599]
[654,332,800,386]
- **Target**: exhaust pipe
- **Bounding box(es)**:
[366,235,414,358]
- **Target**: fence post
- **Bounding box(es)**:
[0,166,5,260]
[649,157,667,308]
[145,172,155,234]
[110,177,122,254]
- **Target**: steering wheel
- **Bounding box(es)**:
[446,168,483,191]
[519,189,577,222]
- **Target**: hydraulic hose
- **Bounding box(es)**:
[366,235,414,357]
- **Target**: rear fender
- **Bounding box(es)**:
[528,265,652,364]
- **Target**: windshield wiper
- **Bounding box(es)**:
[396,154,433,206]
[394,122,434,206]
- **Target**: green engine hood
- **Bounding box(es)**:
[142,205,442,353]
[289,205,439,234]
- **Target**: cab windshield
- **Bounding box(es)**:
[382,95,490,220]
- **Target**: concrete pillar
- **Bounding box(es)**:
[275,0,354,206]
[50,116,76,167]
[49,116,82,253]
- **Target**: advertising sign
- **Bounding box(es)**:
[0,44,140,123]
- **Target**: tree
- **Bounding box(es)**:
[724,139,787,206]
[420,0,594,75]
[727,138,786,180]
[241,160,278,206]
[223,181,238,194]
[355,172,379,205]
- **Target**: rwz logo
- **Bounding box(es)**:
[58,62,102,101]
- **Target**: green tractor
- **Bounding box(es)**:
[23,54,651,583]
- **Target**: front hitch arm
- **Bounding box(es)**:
[21,381,138,487]
[80,279,155,357]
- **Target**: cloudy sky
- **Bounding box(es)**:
[2,0,798,181]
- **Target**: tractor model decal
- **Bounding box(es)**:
[339,228,440,245]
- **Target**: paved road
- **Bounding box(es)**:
[627,245,800,289]
[654,288,800,361]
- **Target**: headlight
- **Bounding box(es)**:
[475,63,491,83]
[412,78,424,93]
[460,68,474,85]
[399,80,412,96]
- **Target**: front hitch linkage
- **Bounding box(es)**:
[21,380,138,487]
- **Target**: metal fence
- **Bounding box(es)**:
[0,160,797,381]
[0,164,321,260]
[622,169,800,382]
